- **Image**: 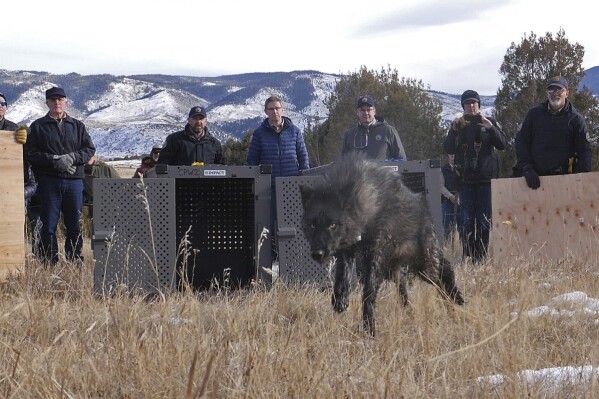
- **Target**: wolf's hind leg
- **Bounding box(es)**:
[439,257,464,305]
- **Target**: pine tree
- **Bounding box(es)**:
[304,66,445,165]
[495,29,599,175]
[223,129,253,165]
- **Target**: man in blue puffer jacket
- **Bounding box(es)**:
[246,95,310,260]
[246,96,309,177]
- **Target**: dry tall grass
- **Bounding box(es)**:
[2,237,599,398]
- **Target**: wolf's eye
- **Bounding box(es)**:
[329,223,336,230]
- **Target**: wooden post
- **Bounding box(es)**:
[491,173,599,262]
[0,130,25,281]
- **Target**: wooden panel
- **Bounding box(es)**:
[491,173,599,262]
[0,130,25,281]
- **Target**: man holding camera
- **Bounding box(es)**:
[443,90,508,262]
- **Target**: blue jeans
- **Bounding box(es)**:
[459,183,491,262]
[442,198,461,240]
[36,176,84,263]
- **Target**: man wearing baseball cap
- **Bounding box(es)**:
[515,76,591,190]
[24,86,96,264]
[157,106,224,165]
[341,95,406,161]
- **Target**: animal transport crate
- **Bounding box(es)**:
[275,159,443,286]
[92,165,272,295]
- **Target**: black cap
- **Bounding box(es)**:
[546,76,568,89]
[188,106,207,118]
[357,96,375,108]
[46,87,67,99]
[460,90,480,108]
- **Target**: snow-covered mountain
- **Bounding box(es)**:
[2,69,342,158]
[4,68,597,159]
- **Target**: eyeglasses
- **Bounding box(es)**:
[266,106,282,112]
[0,101,7,106]
[546,88,565,95]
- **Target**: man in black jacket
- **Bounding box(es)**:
[515,76,592,189]
[24,87,96,264]
[157,106,224,165]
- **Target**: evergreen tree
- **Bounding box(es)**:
[495,29,599,175]
[223,129,253,165]
[304,66,445,165]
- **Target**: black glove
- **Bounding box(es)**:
[53,153,75,173]
[523,166,540,189]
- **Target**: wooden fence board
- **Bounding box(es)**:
[0,130,25,281]
[491,173,599,262]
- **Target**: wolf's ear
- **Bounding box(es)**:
[299,184,313,207]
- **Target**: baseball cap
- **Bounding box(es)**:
[188,106,207,118]
[46,87,67,99]
[546,76,568,89]
[357,96,375,108]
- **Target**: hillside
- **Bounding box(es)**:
[2,68,596,159]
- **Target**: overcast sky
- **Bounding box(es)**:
[2,0,597,95]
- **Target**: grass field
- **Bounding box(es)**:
[1,234,598,398]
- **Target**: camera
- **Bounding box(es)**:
[464,114,482,124]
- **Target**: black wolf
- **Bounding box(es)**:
[299,155,464,335]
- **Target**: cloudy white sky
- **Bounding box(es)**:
[2,0,597,95]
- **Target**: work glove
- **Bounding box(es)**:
[53,153,75,173]
[66,165,77,175]
[523,166,540,190]
[15,126,28,144]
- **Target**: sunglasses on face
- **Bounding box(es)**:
[0,101,7,106]
[546,88,565,95]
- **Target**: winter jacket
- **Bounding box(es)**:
[341,117,406,161]
[443,116,508,185]
[25,113,96,179]
[0,118,17,131]
[157,125,224,165]
[515,99,591,175]
[246,116,310,179]
[441,162,459,201]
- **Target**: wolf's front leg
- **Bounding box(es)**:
[332,253,353,313]
[361,263,381,336]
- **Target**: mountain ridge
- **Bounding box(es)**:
[2,68,596,159]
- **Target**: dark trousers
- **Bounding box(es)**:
[37,176,84,263]
[459,183,491,262]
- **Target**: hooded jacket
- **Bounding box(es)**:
[341,117,406,161]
